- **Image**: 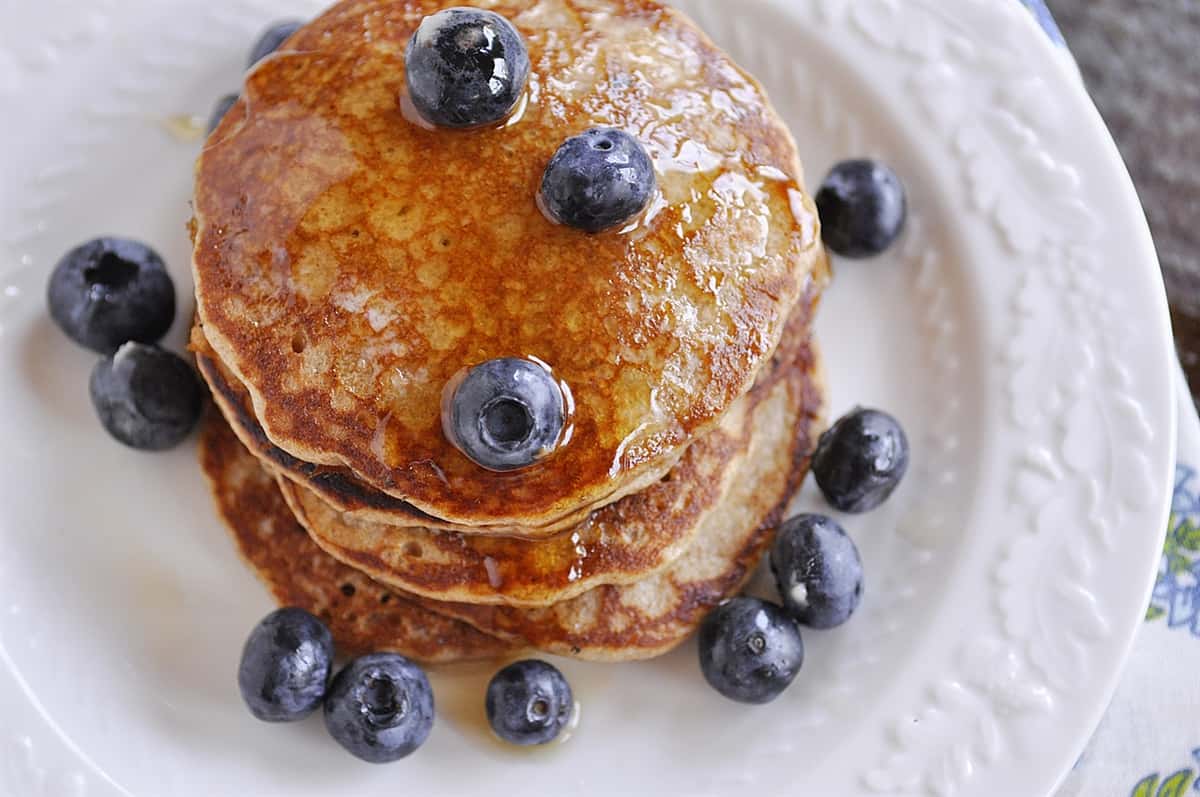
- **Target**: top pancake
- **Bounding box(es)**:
[192,0,827,527]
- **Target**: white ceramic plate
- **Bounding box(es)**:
[0,1,1177,795]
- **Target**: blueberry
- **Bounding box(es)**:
[89,343,204,451]
[405,8,530,128]
[443,358,565,472]
[485,660,573,746]
[207,93,239,135]
[324,653,434,764]
[698,597,804,705]
[815,159,906,258]
[238,607,333,723]
[771,515,863,629]
[46,237,175,354]
[540,128,657,233]
[247,19,303,68]
[812,408,909,513]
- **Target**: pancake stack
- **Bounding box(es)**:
[193,0,829,663]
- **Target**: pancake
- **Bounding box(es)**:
[408,338,823,660]
[192,0,828,529]
[189,293,814,539]
[199,409,518,662]
[201,338,821,663]
[272,314,811,607]
[192,318,683,538]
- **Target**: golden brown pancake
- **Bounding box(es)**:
[192,0,828,530]
[402,338,823,660]
[270,311,812,607]
[200,337,820,662]
[199,410,518,662]
[278,384,763,607]
[192,319,682,538]
[189,292,814,539]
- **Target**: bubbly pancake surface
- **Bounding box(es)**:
[192,0,828,527]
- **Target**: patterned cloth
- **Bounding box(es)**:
[1018,3,1200,794]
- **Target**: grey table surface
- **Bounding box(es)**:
[1049,0,1200,399]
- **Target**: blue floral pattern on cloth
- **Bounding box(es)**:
[1147,466,1200,636]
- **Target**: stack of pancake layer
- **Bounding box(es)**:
[193,0,828,663]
